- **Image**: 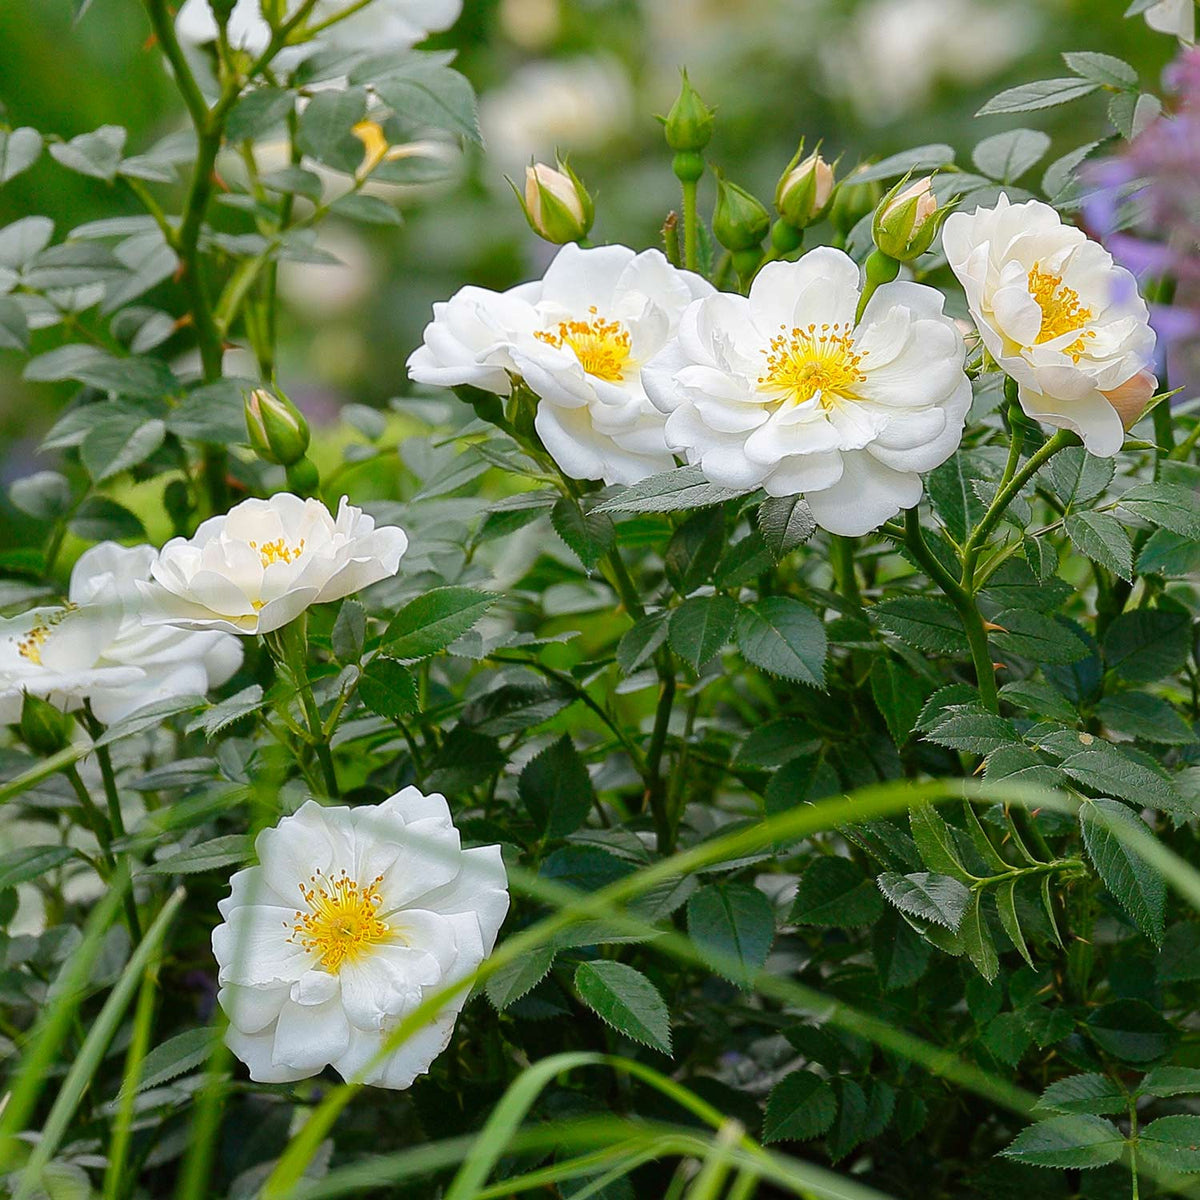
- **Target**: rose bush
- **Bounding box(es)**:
[1,4,1199,1200]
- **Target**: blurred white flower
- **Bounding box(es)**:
[137,494,408,636]
[212,790,508,1088]
[408,243,714,485]
[830,0,1034,121]
[943,194,1157,456]
[642,248,971,536]
[1143,0,1195,42]
[0,543,241,726]
[175,0,461,57]
[479,57,635,174]
[278,226,378,320]
[498,0,562,49]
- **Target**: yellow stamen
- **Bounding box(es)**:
[534,306,632,382]
[1028,262,1095,361]
[249,537,306,568]
[287,869,390,974]
[12,607,72,666]
[757,322,867,408]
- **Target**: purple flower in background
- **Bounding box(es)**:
[1085,47,1200,397]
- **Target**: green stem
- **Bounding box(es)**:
[682,178,699,273]
[277,617,339,798]
[645,668,677,854]
[1129,1096,1140,1200]
[960,428,1077,589]
[830,535,861,606]
[65,765,115,876]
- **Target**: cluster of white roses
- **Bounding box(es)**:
[409,194,1157,536]
[3,494,509,1090]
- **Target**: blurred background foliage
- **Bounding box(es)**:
[0,0,1176,506]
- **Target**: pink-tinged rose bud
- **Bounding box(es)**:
[775,146,836,229]
[520,161,594,244]
[874,174,944,261]
[1102,368,1158,429]
[884,176,938,225]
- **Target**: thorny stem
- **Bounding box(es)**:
[274,617,340,798]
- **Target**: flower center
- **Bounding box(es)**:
[249,537,306,568]
[757,322,867,408]
[288,870,390,974]
[1028,263,1095,360]
[12,607,72,666]
[534,307,632,382]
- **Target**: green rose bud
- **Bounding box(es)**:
[245,386,310,467]
[712,172,770,253]
[19,692,72,756]
[662,69,715,153]
[775,142,836,230]
[516,159,594,245]
[873,174,947,262]
[828,169,882,238]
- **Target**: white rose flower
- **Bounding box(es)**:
[1143,0,1195,42]
[137,494,408,636]
[641,248,971,536]
[408,243,714,485]
[175,0,461,56]
[0,543,242,726]
[942,193,1158,457]
[212,790,508,1089]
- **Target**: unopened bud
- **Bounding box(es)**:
[829,170,882,237]
[873,174,944,261]
[19,692,72,755]
[517,159,594,245]
[662,69,715,153]
[775,143,836,230]
[712,172,770,253]
[245,387,310,467]
[1102,368,1158,429]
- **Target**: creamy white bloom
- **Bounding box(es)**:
[408,243,714,485]
[0,543,241,726]
[212,790,508,1089]
[175,0,461,56]
[642,248,971,537]
[137,494,408,636]
[1143,0,1195,42]
[942,193,1157,456]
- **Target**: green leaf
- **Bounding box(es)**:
[877,871,971,930]
[574,960,672,1055]
[187,684,266,738]
[928,453,989,543]
[383,587,500,658]
[763,1070,837,1143]
[373,60,482,144]
[551,496,615,573]
[959,892,999,983]
[757,496,815,558]
[926,707,1021,756]
[0,845,75,890]
[167,379,251,444]
[1139,1115,1200,1175]
[1109,91,1162,139]
[686,882,775,987]
[518,735,595,839]
[828,1078,869,1163]
[593,465,749,513]
[1064,50,1138,88]
[734,597,826,687]
[1000,1115,1124,1168]
[990,609,1088,664]
[146,834,253,875]
[24,344,177,399]
[330,193,403,225]
[359,657,418,720]
[124,1027,222,1097]
[1063,744,1185,818]
[849,144,956,184]
[1138,528,1200,577]
[791,856,884,928]
[49,125,126,181]
[1042,141,1102,199]
[1103,608,1193,682]
[226,87,295,142]
[1087,998,1178,1063]
[978,78,1100,116]
[68,496,146,542]
[994,877,1033,967]
[869,658,927,746]
[1096,692,1194,745]
[0,127,43,183]
[998,679,1077,721]
[485,945,555,1010]
[972,129,1051,182]
[1081,799,1165,943]
[331,599,366,665]
[1141,1066,1200,1098]
[1119,481,1200,539]
[296,87,368,171]
[1037,1073,1127,1116]
[668,594,737,671]
[664,508,724,594]
[909,802,973,881]
[1064,511,1133,580]
[81,414,166,482]
[872,597,968,655]
[0,295,27,350]
[9,471,72,521]
[616,610,669,674]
